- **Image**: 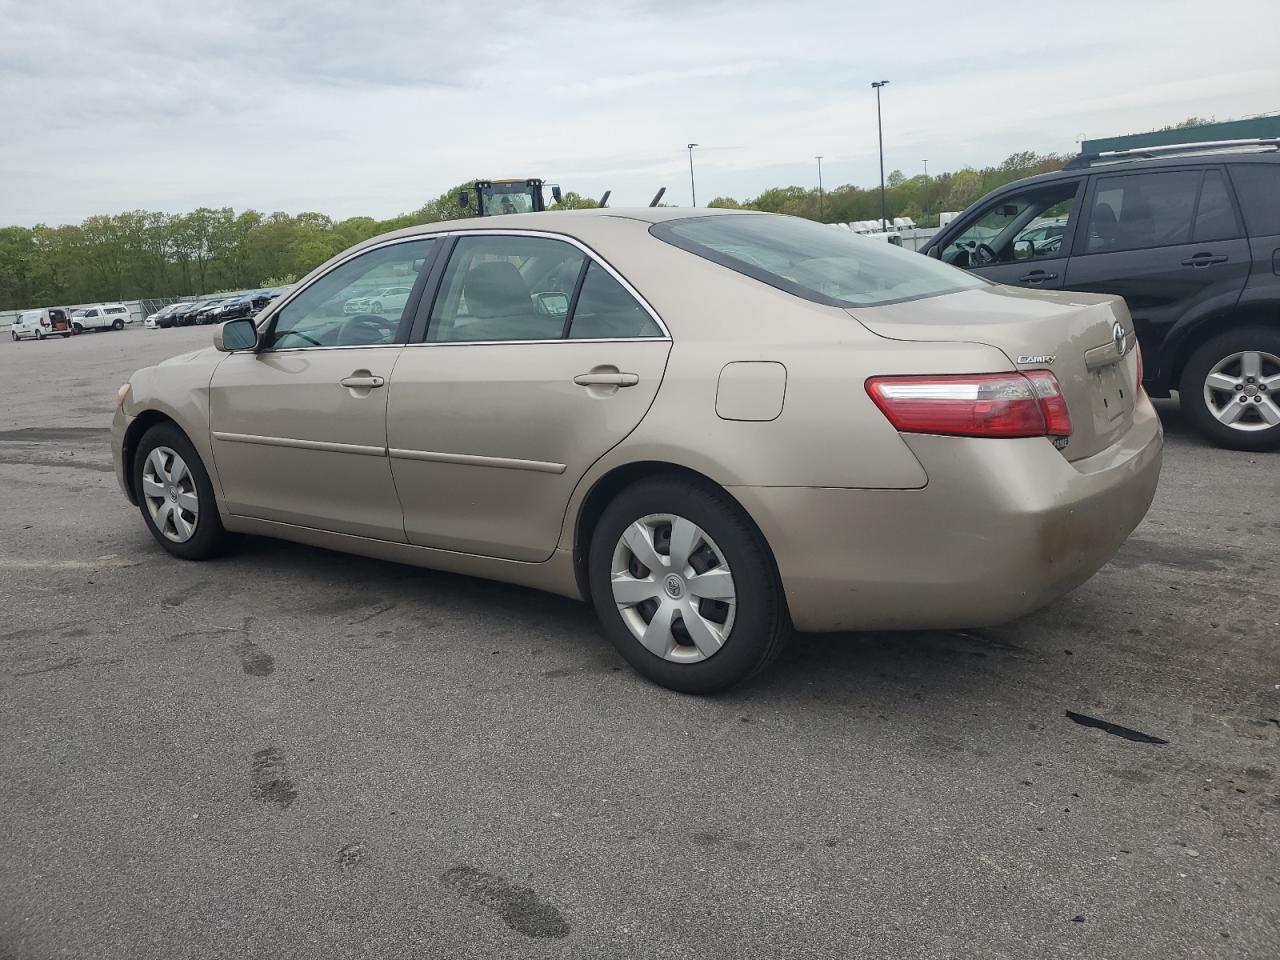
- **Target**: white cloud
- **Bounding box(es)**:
[0,0,1277,224]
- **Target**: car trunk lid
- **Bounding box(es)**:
[849,284,1139,461]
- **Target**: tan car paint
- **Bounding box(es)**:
[114,208,1163,634]
[388,339,672,561]
[209,346,407,542]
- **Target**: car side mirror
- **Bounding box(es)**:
[551,185,563,203]
[1013,239,1034,261]
[215,318,258,352]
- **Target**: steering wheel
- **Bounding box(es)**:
[973,242,999,266]
[337,314,397,346]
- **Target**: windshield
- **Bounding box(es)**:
[653,214,984,307]
[480,183,537,216]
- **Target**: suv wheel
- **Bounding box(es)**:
[133,423,230,560]
[112,318,124,330]
[1180,326,1280,451]
[588,477,791,693]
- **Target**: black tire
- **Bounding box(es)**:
[10,330,17,341]
[112,318,124,330]
[132,422,230,560]
[588,477,790,694]
[1179,326,1280,452]
[36,328,45,340]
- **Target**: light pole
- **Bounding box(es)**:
[922,159,929,225]
[687,143,699,207]
[871,80,889,230]
[815,155,824,221]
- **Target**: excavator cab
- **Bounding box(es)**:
[459,179,563,216]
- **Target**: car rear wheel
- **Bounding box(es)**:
[10,330,17,341]
[588,477,790,693]
[112,318,124,330]
[1180,327,1280,451]
[133,423,230,560]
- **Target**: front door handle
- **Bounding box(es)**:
[1181,253,1228,267]
[1018,270,1058,283]
[339,375,385,388]
[574,372,639,387]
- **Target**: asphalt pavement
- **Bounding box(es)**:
[1,324,1277,959]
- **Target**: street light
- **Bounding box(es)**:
[871,80,889,230]
[687,143,699,208]
[815,155,824,221]
[922,159,929,224]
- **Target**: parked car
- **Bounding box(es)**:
[343,284,414,315]
[211,296,257,323]
[924,139,1280,450]
[168,301,210,327]
[195,300,233,325]
[112,209,1161,693]
[71,303,131,332]
[10,307,73,340]
[145,303,184,329]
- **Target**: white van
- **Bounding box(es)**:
[71,303,131,332]
[10,308,73,341]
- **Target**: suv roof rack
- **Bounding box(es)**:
[1064,137,1280,170]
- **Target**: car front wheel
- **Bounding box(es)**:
[588,477,790,693]
[133,423,230,560]
[1180,327,1280,451]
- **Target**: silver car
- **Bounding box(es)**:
[112,209,1162,692]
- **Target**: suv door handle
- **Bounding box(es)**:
[339,375,385,388]
[1181,253,1228,267]
[1018,270,1058,283]
[574,372,639,387]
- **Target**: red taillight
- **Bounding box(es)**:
[866,371,1073,439]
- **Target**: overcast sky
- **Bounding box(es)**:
[1,0,1277,226]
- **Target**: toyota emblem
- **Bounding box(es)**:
[1112,321,1127,356]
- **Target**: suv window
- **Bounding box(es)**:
[943,181,1080,267]
[1192,170,1241,242]
[106,306,127,315]
[265,238,435,350]
[1229,164,1280,237]
[427,235,586,342]
[1085,170,1200,253]
[656,214,982,307]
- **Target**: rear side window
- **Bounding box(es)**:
[567,263,662,339]
[1192,170,1240,242]
[652,214,983,307]
[1085,170,1200,253]
[1229,164,1280,237]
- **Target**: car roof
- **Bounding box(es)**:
[996,144,1279,194]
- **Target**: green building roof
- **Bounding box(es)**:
[1082,116,1280,154]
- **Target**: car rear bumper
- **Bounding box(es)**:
[731,392,1163,633]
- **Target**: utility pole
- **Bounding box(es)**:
[687,143,699,207]
[815,155,824,221]
[871,80,890,230]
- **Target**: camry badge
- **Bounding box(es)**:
[1016,354,1056,364]
[1112,321,1128,356]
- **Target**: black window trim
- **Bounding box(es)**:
[650,214,987,309]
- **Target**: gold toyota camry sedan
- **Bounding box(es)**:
[112,209,1162,692]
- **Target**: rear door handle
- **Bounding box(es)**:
[1181,253,1228,267]
[574,372,639,387]
[1018,270,1058,283]
[339,375,385,388]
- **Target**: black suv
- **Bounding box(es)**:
[924,140,1280,451]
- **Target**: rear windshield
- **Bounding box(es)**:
[652,214,984,307]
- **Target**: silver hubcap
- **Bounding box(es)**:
[141,446,199,543]
[610,513,736,663]
[1203,350,1280,432]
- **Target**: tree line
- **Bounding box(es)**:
[0,152,1065,311]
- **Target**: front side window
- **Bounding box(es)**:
[264,238,435,350]
[427,235,586,342]
[943,181,1080,267]
[1084,170,1200,253]
[655,214,983,307]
